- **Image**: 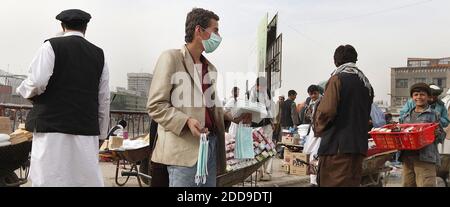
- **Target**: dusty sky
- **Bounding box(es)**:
[1,0,449,104]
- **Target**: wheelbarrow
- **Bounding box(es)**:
[361,150,397,187]
[99,120,152,187]
[0,141,32,187]
[108,145,152,187]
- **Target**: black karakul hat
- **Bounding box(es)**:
[56,9,91,24]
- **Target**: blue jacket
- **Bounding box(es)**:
[400,99,449,128]
[400,106,444,165]
[371,103,386,128]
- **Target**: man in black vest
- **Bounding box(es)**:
[313,45,374,187]
[17,9,109,187]
[281,90,299,129]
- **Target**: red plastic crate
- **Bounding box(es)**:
[369,123,438,150]
[367,147,391,157]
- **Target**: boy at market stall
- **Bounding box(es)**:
[399,82,445,187]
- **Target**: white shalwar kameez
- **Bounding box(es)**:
[17,31,110,187]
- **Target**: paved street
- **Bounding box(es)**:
[20,157,444,187]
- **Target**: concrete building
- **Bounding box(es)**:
[390,57,450,112]
[110,87,147,112]
[127,73,152,97]
[0,69,29,105]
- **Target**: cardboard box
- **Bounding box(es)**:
[289,152,308,176]
[283,148,293,163]
[282,163,290,173]
[0,117,12,134]
[108,136,124,149]
[281,135,293,145]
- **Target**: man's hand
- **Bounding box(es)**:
[233,113,252,124]
[186,117,204,137]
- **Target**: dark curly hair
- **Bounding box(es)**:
[185,8,219,43]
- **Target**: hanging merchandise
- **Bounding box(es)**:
[234,123,254,159]
[195,133,209,185]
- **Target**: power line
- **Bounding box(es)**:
[285,0,434,50]
[287,25,329,49]
[293,0,433,26]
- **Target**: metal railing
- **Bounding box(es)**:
[0,104,151,138]
[109,110,150,138]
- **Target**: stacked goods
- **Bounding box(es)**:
[252,127,277,161]
[0,134,11,147]
[281,128,304,146]
[224,127,277,172]
[225,133,257,172]
[281,129,294,145]
[282,148,292,172]
[282,147,308,176]
[108,136,124,150]
[290,152,308,176]
[9,124,32,145]
[0,117,12,134]
[369,123,438,150]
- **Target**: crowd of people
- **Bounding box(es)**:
[15,7,448,187]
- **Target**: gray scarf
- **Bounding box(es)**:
[331,62,373,96]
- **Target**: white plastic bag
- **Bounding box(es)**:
[303,130,321,155]
[228,122,238,138]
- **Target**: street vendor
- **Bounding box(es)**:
[400,84,449,128]
[249,77,275,181]
[16,9,109,187]
[399,83,444,187]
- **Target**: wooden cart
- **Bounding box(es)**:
[361,150,397,187]
[101,145,152,187]
[0,141,31,187]
[217,157,271,187]
[437,154,450,187]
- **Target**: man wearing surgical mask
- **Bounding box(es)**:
[147,8,247,187]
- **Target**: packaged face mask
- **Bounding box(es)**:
[195,133,209,185]
[234,123,255,159]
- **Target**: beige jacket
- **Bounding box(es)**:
[146,45,226,174]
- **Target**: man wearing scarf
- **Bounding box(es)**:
[314,45,374,187]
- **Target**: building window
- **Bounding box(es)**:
[432,78,447,88]
[393,97,409,107]
[396,79,408,88]
[420,61,430,67]
[408,61,420,67]
[414,78,426,84]
[439,58,450,65]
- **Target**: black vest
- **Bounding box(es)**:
[281,99,295,127]
[26,35,104,136]
[318,73,374,156]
